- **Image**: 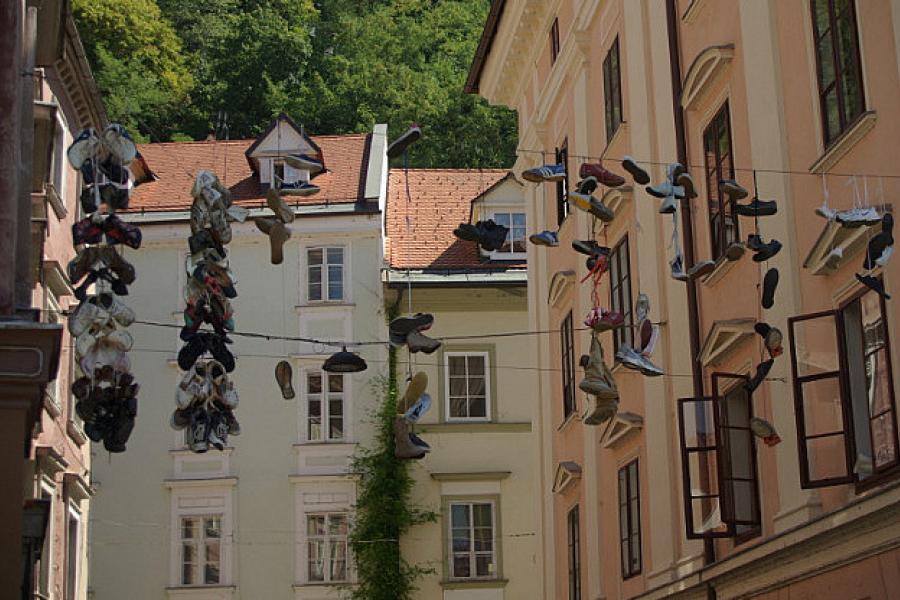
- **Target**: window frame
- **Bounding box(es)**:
[306,512,350,584]
[555,139,570,226]
[609,236,634,353]
[560,311,576,420]
[179,513,223,587]
[488,210,527,259]
[567,505,581,600]
[809,0,866,147]
[603,37,624,143]
[788,286,900,490]
[304,369,346,443]
[703,102,738,261]
[306,246,346,303]
[550,18,560,64]
[447,500,498,581]
[444,351,492,422]
[618,460,642,579]
[36,482,54,599]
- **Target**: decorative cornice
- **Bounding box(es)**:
[681,44,735,110]
[430,471,512,482]
[548,270,576,307]
[698,319,756,367]
[809,111,877,174]
[63,472,94,501]
[552,460,582,494]
[803,218,880,275]
[600,412,644,449]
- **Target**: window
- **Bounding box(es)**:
[561,312,576,419]
[677,374,762,540]
[307,371,345,441]
[51,114,67,199]
[66,506,81,598]
[703,103,737,261]
[272,159,285,186]
[307,247,344,302]
[449,501,496,580]
[603,37,623,143]
[491,212,526,256]
[618,460,642,578]
[446,352,490,421]
[789,286,899,488]
[307,513,349,583]
[180,515,222,586]
[555,140,570,226]
[811,0,865,146]
[567,506,581,600]
[36,486,53,598]
[609,236,634,353]
[550,18,560,64]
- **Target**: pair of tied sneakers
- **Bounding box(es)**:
[615,294,664,376]
[453,219,509,252]
[68,245,136,287]
[256,188,296,264]
[579,335,619,425]
[646,163,687,214]
[68,125,137,171]
[389,313,441,354]
[584,307,625,333]
[395,372,432,460]
[176,359,238,411]
[178,331,236,373]
[73,366,139,453]
[816,204,882,228]
[174,404,240,453]
[80,179,133,214]
[72,213,142,249]
[568,177,615,222]
[719,180,778,217]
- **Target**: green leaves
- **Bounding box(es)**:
[75,0,517,166]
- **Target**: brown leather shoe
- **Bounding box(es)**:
[579,162,626,188]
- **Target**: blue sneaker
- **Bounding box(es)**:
[284,154,324,174]
[404,392,432,423]
[278,181,320,196]
[522,163,566,183]
[529,231,559,247]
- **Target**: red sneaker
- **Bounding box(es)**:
[579,162,626,188]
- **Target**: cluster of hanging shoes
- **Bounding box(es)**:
[67,125,142,453]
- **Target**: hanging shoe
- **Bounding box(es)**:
[579,162,625,187]
[863,214,894,270]
[576,176,598,195]
[645,181,685,200]
[80,186,99,214]
[725,242,745,262]
[578,337,618,398]
[278,181,320,196]
[259,218,291,265]
[856,274,890,300]
[747,234,782,262]
[634,293,650,326]
[387,124,422,159]
[404,392,432,424]
[522,164,566,183]
[568,191,614,221]
[676,172,697,199]
[744,358,774,394]
[687,260,716,280]
[719,179,749,201]
[659,194,678,215]
[749,417,781,446]
[188,409,211,453]
[67,128,102,169]
[408,431,431,451]
[479,220,510,252]
[836,207,881,228]
[572,240,610,257]
[762,268,779,309]
[101,124,137,165]
[393,416,426,459]
[816,205,837,220]
[285,153,325,174]
[275,360,295,400]
[735,198,777,217]
[584,307,624,333]
[616,344,663,377]
[754,322,783,358]
[621,156,649,185]
[529,231,559,247]
[453,223,479,242]
[390,313,434,340]
[400,372,428,413]
[72,217,104,246]
[266,188,295,223]
[406,330,441,354]
[670,255,689,282]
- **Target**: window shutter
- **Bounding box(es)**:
[677,396,733,538]
[788,310,855,487]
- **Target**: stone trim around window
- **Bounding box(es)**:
[437,344,498,424]
[440,494,503,584]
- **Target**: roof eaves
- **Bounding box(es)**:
[464,0,507,95]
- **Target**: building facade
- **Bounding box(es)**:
[88,116,390,600]
[469,0,900,598]
[384,168,540,599]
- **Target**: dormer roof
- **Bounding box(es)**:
[244,113,325,175]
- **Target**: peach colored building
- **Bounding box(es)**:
[469,1,900,598]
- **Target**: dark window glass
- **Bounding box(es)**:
[556,139,569,226]
[567,506,581,600]
[618,460,642,578]
[609,236,634,353]
[550,18,560,64]
[811,0,865,146]
[703,103,737,260]
[603,37,624,143]
[561,312,576,419]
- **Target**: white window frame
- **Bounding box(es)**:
[52,111,68,202]
[447,500,497,581]
[444,351,492,422]
[179,513,224,587]
[306,246,346,303]
[65,503,81,600]
[303,370,346,443]
[169,488,234,588]
[37,482,54,599]
[45,293,62,412]
[488,210,527,260]
[305,512,350,584]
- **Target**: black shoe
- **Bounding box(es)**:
[387,125,422,158]
[744,359,774,394]
[762,268,779,309]
[479,220,509,252]
[453,223,480,242]
[205,333,236,372]
[856,274,891,300]
[863,231,894,270]
[84,420,105,443]
[409,431,430,450]
[178,334,208,371]
[572,240,610,257]
[390,313,434,337]
[747,235,782,262]
[576,176,598,195]
[735,199,777,217]
[98,156,130,186]
[80,186,98,214]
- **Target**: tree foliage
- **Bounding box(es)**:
[74,0,517,166]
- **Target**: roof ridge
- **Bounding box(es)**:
[390,167,509,173]
[137,132,371,148]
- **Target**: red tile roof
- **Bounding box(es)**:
[386,168,524,270]
[125,134,371,212]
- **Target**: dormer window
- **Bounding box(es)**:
[488,210,526,260]
[273,160,285,185]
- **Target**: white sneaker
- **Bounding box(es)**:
[876,245,894,267]
[815,205,836,220]
[836,207,881,228]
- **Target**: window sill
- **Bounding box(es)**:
[602,121,628,157]
[809,110,877,174]
[67,419,87,446]
[42,394,61,418]
[557,410,580,432]
[701,254,739,287]
[292,581,353,588]
[295,302,354,310]
[418,422,531,434]
[440,578,508,590]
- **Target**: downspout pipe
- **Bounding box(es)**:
[665,0,716,571]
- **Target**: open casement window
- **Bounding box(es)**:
[789,292,900,488]
[555,140,569,226]
[678,396,730,538]
[712,373,761,540]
